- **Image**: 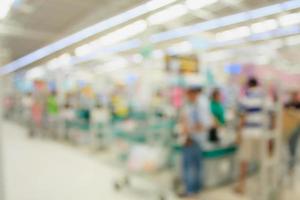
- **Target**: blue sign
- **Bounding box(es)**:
[225,64,242,74]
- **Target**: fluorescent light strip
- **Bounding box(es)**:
[282,0,300,10]
[219,13,249,26]
[285,35,300,46]
[274,25,300,37]
[99,20,147,46]
[1,0,300,75]
[251,19,278,34]
[248,4,282,19]
[71,39,141,65]
[250,32,273,41]
[150,0,300,43]
[279,13,300,26]
[167,41,193,54]
[216,26,250,42]
[75,20,147,57]
[213,25,300,48]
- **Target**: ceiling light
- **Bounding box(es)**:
[251,19,278,33]
[147,4,188,25]
[267,39,284,49]
[279,13,300,26]
[26,66,45,80]
[0,0,14,19]
[75,44,91,57]
[185,0,218,10]
[131,53,143,63]
[99,20,147,46]
[47,54,72,70]
[168,41,193,54]
[285,35,300,46]
[249,4,282,19]
[219,12,249,26]
[216,26,250,42]
[104,57,128,68]
[58,53,72,66]
[73,70,94,81]
[146,0,177,11]
[101,57,129,72]
[152,49,164,58]
[204,50,233,62]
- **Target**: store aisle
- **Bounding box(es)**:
[2,121,299,200]
[2,121,140,200]
[0,121,248,200]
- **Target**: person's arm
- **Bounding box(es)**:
[237,98,246,144]
[180,112,189,137]
[179,112,194,146]
[236,113,245,144]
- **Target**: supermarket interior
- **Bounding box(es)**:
[0,0,300,200]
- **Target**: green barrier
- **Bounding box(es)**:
[172,144,237,159]
[112,119,176,144]
[112,129,147,143]
[67,120,90,131]
[129,111,148,120]
[149,120,175,130]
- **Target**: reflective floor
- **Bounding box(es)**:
[2,121,300,200]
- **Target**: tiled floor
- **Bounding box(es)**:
[1,121,299,200]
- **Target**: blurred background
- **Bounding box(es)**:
[0,0,300,200]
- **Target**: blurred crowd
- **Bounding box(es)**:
[2,76,300,199]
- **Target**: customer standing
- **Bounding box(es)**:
[180,84,212,198]
[235,77,272,194]
[46,91,59,138]
[210,89,226,126]
[285,91,300,175]
[30,96,43,137]
[209,89,226,143]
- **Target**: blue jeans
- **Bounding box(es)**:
[182,141,203,194]
[289,125,300,170]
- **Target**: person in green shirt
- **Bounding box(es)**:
[209,89,226,143]
[210,89,225,126]
[47,91,59,116]
[46,91,59,138]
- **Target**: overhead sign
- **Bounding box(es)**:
[165,55,199,74]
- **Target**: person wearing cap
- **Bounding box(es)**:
[180,84,212,198]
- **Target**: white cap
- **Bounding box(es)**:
[184,74,205,89]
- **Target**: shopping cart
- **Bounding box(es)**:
[90,122,112,150]
[112,117,176,200]
[67,109,92,145]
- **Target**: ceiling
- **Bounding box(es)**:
[0,0,298,68]
[0,0,145,64]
